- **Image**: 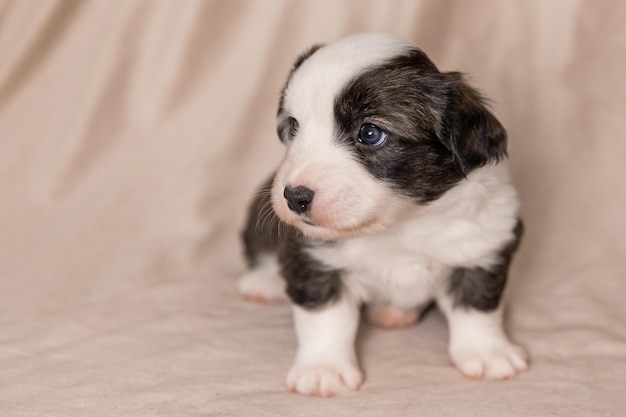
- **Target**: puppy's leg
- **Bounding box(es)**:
[287,295,363,397]
[281,232,362,396]
[438,221,528,379]
[437,295,528,380]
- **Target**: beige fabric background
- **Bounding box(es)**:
[1,0,625,416]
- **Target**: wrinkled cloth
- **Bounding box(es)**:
[1,1,625,416]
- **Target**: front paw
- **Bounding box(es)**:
[286,361,363,397]
[451,341,529,380]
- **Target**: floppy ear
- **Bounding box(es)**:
[439,72,507,175]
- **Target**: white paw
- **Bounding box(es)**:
[366,305,418,328]
[238,255,287,303]
[238,268,287,303]
[451,342,529,380]
[286,362,363,397]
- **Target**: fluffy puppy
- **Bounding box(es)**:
[239,32,528,397]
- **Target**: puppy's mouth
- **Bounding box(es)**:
[288,212,388,240]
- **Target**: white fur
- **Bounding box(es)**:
[287,296,363,397]
[238,255,287,302]
[286,33,411,127]
[436,293,529,379]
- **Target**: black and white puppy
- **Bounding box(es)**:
[239,32,528,396]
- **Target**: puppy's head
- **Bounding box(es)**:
[272,33,507,241]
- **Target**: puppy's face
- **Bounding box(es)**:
[271,33,507,241]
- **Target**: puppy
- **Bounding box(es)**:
[239,32,528,397]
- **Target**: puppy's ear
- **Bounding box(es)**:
[439,72,507,175]
[277,44,324,142]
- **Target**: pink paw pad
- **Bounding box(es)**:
[366,305,418,328]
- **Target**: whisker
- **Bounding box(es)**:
[252,186,273,198]
[277,218,286,245]
[256,200,275,234]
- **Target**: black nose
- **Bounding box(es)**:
[284,186,315,214]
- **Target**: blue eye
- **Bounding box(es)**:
[358,123,387,146]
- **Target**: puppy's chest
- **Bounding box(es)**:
[309,227,452,305]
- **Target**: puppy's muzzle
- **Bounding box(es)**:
[284,185,315,215]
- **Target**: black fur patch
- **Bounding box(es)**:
[334,49,507,203]
[447,219,524,311]
[241,176,281,268]
[279,227,342,309]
